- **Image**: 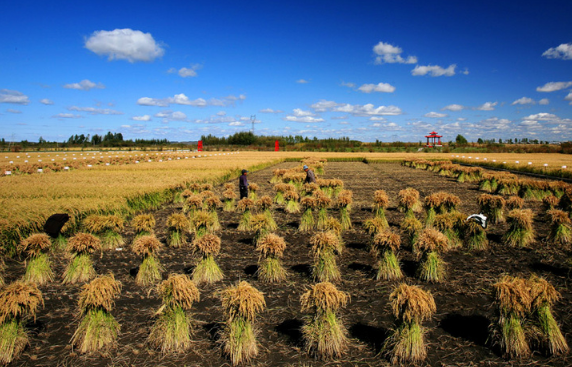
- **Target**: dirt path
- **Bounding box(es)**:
[6,161,572,367]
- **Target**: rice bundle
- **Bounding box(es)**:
[204,196,222,232]
[271,169,287,183]
[546,209,572,249]
[299,197,316,232]
[363,216,388,236]
[256,195,277,230]
[250,214,275,246]
[223,189,238,212]
[310,231,343,282]
[372,190,390,227]
[148,274,201,353]
[384,283,435,364]
[398,188,422,217]
[528,275,568,355]
[248,183,259,201]
[201,183,213,192]
[256,233,287,282]
[191,233,223,285]
[503,209,535,248]
[284,190,300,214]
[492,275,532,358]
[303,182,320,197]
[314,192,332,230]
[19,233,53,285]
[63,233,102,284]
[237,198,255,231]
[220,281,266,366]
[337,190,353,230]
[189,183,201,194]
[433,212,464,249]
[190,210,217,238]
[300,282,349,359]
[131,214,156,238]
[423,192,443,227]
[542,195,559,211]
[0,281,44,364]
[71,274,121,353]
[132,235,164,286]
[415,228,449,282]
[184,194,203,216]
[464,219,489,251]
[273,183,289,205]
[506,196,525,210]
[371,229,402,280]
[83,214,125,249]
[166,213,189,248]
[477,194,506,224]
[401,215,423,247]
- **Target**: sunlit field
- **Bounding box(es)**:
[2,150,572,251]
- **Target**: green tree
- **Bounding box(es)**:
[455,134,468,145]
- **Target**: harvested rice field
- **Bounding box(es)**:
[2,160,572,366]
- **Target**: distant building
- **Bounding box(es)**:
[425,131,442,148]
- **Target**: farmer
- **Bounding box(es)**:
[239,169,249,199]
[303,165,316,184]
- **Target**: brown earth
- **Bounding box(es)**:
[4,161,572,367]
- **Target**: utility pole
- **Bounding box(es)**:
[250,115,256,134]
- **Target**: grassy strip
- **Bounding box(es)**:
[0,159,283,256]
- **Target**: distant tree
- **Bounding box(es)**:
[477,138,484,144]
[499,138,503,144]
[455,134,468,145]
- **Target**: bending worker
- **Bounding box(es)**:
[303,165,316,184]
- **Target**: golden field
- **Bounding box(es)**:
[2,150,572,250]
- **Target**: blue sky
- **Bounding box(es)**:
[1,0,571,143]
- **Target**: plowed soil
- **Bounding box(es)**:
[4,162,572,367]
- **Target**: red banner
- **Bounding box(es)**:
[198,140,203,152]
[275,140,279,151]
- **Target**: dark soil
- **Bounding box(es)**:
[5,162,572,366]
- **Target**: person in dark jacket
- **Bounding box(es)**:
[239,169,249,199]
[303,165,316,184]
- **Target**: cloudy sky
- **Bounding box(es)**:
[1,0,572,143]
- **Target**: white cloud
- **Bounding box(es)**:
[412,64,456,77]
[63,79,105,91]
[539,98,550,105]
[216,111,226,116]
[6,109,22,114]
[137,93,244,107]
[369,116,387,121]
[85,28,165,62]
[310,100,402,116]
[40,98,54,105]
[229,121,244,126]
[341,81,356,88]
[52,113,82,118]
[442,104,464,111]
[68,106,123,115]
[0,89,30,105]
[293,108,315,117]
[511,97,535,105]
[357,82,396,93]
[524,113,559,121]
[296,79,309,84]
[565,92,572,104]
[259,108,284,113]
[334,103,402,116]
[131,115,151,121]
[536,81,572,92]
[373,42,417,64]
[424,112,448,118]
[310,100,341,112]
[283,115,325,123]
[542,43,572,60]
[168,64,202,78]
[476,101,498,111]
